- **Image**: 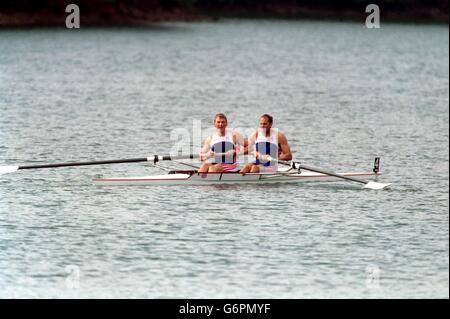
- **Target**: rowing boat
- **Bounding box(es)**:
[92,156,384,187]
[92,169,380,186]
[0,155,391,189]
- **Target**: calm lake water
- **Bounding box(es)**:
[0,20,448,298]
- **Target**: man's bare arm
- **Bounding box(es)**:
[278,132,292,161]
[245,131,258,155]
[233,131,250,155]
[199,136,212,161]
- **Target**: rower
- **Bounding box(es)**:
[240,114,292,173]
[198,113,247,173]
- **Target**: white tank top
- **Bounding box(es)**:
[255,128,278,145]
[255,128,279,167]
[210,129,236,164]
[210,129,234,147]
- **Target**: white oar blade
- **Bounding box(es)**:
[364,181,392,190]
[0,166,19,175]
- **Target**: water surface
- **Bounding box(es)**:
[0,20,448,298]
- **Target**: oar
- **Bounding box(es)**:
[266,156,391,190]
[0,154,194,175]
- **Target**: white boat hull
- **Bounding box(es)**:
[92,171,380,186]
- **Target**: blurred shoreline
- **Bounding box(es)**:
[0,1,448,27]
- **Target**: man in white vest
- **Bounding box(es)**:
[198,113,247,173]
[240,114,292,173]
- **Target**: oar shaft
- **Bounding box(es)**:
[298,164,367,185]
[18,158,149,170]
[16,154,195,170]
[154,154,194,162]
[273,158,367,184]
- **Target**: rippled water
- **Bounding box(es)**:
[0,20,448,298]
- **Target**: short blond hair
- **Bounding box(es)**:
[214,113,228,123]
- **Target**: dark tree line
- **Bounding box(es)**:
[0,0,448,23]
[0,0,447,11]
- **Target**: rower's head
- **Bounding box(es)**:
[259,114,273,129]
[213,113,228,130]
